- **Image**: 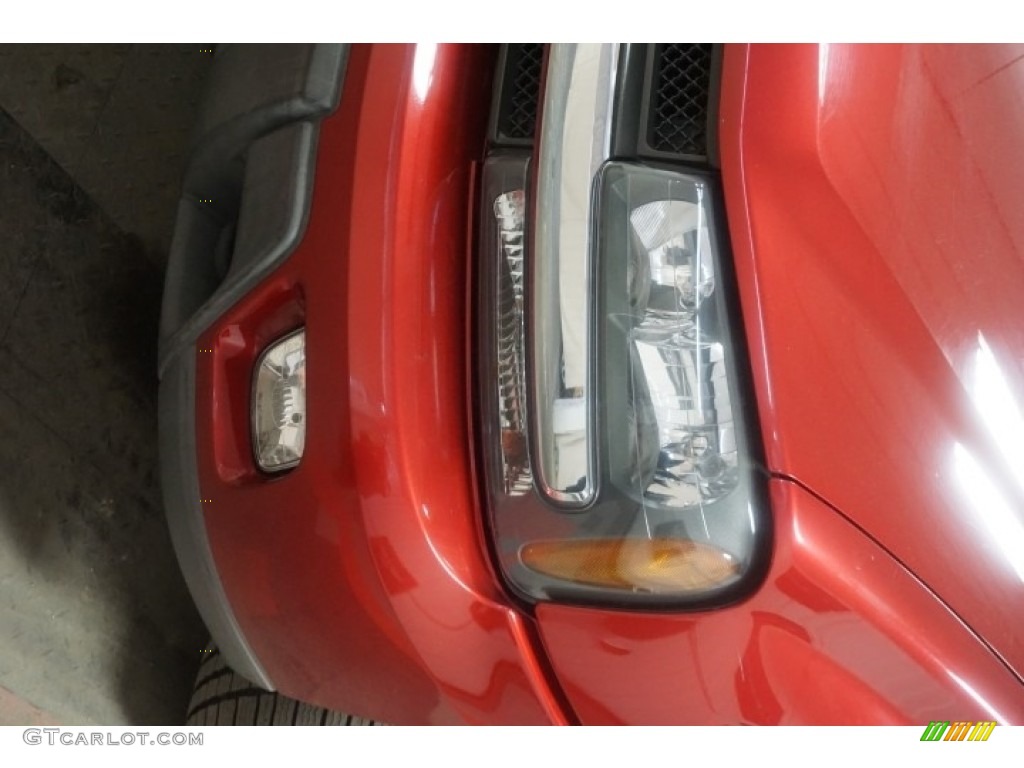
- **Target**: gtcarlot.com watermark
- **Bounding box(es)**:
[23,728,203,747]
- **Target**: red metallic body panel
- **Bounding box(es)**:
[718,44,1024,680]
[537,480,1024,724]
[193,44,565,725]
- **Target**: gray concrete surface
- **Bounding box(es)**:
[0,45,212,253]
[0,45,212,725]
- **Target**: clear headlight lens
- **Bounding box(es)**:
[251,329,306,472]
[611,170,739,512]
[482,158,766,606]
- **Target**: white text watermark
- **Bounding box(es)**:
[23,729,203,746]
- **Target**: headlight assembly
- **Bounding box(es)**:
[478,45,768,608]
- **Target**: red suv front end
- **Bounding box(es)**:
[160,44,1024,724]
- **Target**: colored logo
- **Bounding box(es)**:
[920,721,996,741]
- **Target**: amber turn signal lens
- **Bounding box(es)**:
[520,538,739,594]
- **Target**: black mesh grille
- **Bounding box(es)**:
[647,43,713,157]
[498,44,543,141]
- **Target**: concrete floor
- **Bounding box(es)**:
[0,45,212,725]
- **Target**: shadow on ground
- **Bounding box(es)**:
[0,54,209,725]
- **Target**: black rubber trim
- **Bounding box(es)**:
[158,120,319,374]
[610,43,648,160]
[183,44,347,209]
[705,45,723,168]
[158,44,349,373]
[190,44,345,156]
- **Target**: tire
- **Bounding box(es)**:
[186,644,383,726]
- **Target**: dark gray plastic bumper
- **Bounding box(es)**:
[160,350,273,688]
[158,44,349,689]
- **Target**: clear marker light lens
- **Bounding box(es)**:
[252,329,306,472]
